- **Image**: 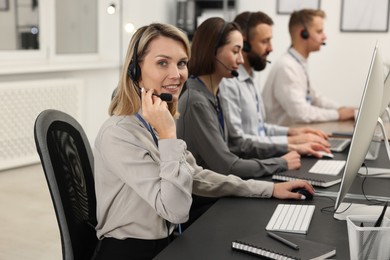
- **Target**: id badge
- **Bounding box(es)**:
[258,126,266,137]
[306,95,312,105]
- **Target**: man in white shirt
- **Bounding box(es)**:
[219,11,329,147]
[262,9,355,126]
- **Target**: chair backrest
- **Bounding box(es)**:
[34,109,98,260]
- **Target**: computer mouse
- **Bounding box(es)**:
[292,188,313,200]
[318,151,334,159]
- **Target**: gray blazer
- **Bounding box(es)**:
[177,77,288,179]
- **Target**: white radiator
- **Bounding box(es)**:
[0,79,84,171]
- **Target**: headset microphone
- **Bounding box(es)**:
[266,60,272,64]
[230,70,239,77]
[321,42,326,46]
[153,93,173,102]
[216,59,239,77]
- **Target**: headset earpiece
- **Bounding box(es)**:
[299,14,309,40]
[300,28,309,40]
[128,34,142,82]
[128,61,141,82]
[243,40,251,53]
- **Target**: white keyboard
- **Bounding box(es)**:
[266,204,315,234]
[309,160,346,175]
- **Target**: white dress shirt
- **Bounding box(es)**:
[262,47,340,126]
[220,65,289,145]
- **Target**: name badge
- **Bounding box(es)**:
[306,95,312,105]
[258,126,266,137]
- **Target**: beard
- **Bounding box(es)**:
[247,51,268,71]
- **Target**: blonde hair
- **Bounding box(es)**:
[289,9,326,34]
[109,23,191,116]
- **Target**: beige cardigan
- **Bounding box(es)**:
[94,115,274,240]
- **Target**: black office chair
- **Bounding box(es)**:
[34,109,98,260]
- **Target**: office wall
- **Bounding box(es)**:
[0,0,120,170]
[237,0,390,107]
[120,0,176,65]
[0,0,17,50]
[2,0,389,169]
[119,0,390,106]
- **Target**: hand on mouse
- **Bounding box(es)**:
[272,180,315,200]
[291,188,313,200]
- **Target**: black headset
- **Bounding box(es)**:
[299,15,309,40]
[242,12,253,53]
[127,32,143,83]
[214,20,228,55]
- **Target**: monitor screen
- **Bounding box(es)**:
[334,44,384,211]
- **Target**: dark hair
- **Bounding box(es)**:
[289,9,325,34]
[188,17,241,76]
[234,11,273,40]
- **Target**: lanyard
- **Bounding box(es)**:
[136,112,182,235]
[249,81,266,137]
[288,48,312,104]
[135,113,158,146]
[135,113,182,237]
[193,76,225,136]
[215,96,225,136]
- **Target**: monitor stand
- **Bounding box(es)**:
[333,202,390,220]
[337,116,390,221]
[358,117,390,177]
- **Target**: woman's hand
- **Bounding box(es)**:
[288,133,330,147]
[288,142,331,158]
[281,151,301,170]
[141,88,176,139]
[288,126,328,139]
[272,180,315,200]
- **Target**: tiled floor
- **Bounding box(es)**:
[0,163,61,260]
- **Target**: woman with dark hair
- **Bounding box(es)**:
[178,17,327,179]
[176,17,325,225]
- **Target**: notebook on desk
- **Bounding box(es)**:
[272,169,342,187]
[329,137,351,152]
[232,231,336,260]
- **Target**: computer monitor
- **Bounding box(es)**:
[334,44,384,218]
[357,64,390,172]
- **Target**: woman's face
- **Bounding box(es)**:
[138,36,189,102]
[215,30,244,78]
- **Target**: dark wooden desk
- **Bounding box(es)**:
[155,197,349,259]
[155,142,390,260]
[294,120,355,136]
[293,119,390,140]
[279,142,390,199]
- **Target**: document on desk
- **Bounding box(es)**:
[232,231,336,260]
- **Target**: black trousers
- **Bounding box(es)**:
[93,236,172,260]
